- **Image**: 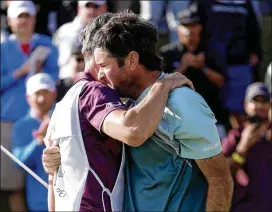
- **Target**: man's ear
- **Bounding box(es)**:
[125,51,139,71]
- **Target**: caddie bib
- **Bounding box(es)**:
[46,80,125,211]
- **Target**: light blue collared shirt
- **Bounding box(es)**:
[124,72,222,211]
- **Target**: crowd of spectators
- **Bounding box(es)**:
[1,0,271,211]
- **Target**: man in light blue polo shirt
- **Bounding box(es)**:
[90,11,233,212]
[124,73,223,211]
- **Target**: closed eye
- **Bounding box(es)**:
[98,63,108,68]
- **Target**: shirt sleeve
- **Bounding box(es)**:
[42,45,59,82]
[79,82,127,132]
[171,87,222,159]
[0,43,18,92]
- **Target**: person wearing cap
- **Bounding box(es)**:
[222,82,272,212]
[0,1,58,211]
[54,0,107,79]
[56,43,85,102]
[10,73,56,211]
[159,3,229,139]
[192,0,262,129]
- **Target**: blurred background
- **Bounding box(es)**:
[1,0,271,211]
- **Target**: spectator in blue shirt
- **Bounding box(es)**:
[0,1,58,211]
[12,73,57,211]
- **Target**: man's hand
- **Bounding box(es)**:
[177,53,191,73]
[185,53,196,67]
[33,116,50,145]
[235,168,249,187]
[42,139,61,175]
[161,72,195,91]
[236,122,268,155]
[13,61,31,78]
[13,60,44,79]
[195,52,205,69]
[196,153,233,212]
[177,52,204,73]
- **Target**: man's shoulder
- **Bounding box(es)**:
[0,37,14,49]
[80,80,119,100]
[78,79,122,108]
[167,86,212,118]
[169,86,202,106]
[54,21,75,37]
[35,33,53,43]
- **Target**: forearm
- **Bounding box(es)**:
[203,67,225,88]
[123,81,170,143]
[206,177,233,212]
[225,142,250,177]
[44,48,59,82]
[196,153,234,212]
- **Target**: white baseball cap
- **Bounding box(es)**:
[8,1,36,18]
[26,73,56,96]
[78,0,106,7]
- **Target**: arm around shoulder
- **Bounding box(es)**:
[102,81,171,147]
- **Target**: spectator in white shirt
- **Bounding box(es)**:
[53,0,107,79]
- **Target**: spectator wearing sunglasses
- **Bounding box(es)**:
[56,43,85,102]
[53,0,107,79]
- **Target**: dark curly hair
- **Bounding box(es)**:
[80,12,115,59]
[91,10,163,71]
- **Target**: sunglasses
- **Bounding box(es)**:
[251,96,270,104]
[74,56,84,63]
[85,2,100,9]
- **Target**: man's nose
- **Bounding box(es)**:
[37,95,45,104]
[19,17,28,23]
[97,70,105,82]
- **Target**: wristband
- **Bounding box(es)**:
[232,152,246,165]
